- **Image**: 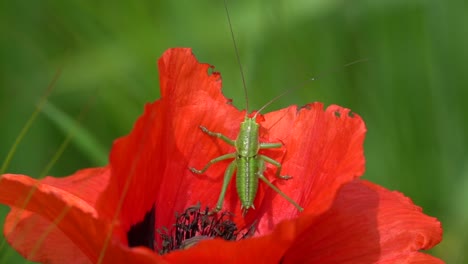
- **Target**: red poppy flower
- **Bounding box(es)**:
[0,48,442,263]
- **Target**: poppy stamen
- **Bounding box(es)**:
[158,203,255,254]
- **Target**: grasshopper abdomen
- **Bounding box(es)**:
[236,155,260,212]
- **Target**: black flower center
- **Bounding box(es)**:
[157,203,255,254]
[127,205,156,250]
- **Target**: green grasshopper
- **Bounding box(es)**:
[189,0,304,215]
[189,113,304,214]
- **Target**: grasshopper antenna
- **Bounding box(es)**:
[224,0,249,114]
[252,58,370,119]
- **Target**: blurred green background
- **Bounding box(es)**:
[0,0,465,262]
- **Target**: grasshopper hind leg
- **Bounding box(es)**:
[257,155,303,212]
[257,173,303,212]
[213,160,237,212]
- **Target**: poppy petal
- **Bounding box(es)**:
[1,170,170,263]
[281,179,443,263]
[377,251,444,264]
[4,209,92,264]
[252,103,367,231]
[0,168,131,263]
[162,219,299,263]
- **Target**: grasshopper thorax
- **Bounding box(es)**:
[235,116,260,157]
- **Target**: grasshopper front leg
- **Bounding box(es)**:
[199,125,236,146]
[189,126,236,174]
[189,126,238,212]
[189,153,236,174]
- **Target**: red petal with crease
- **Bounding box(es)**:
[5,210,91,264]
[282,180,443,263]
[2,167,112,263]
[0,170,165,263]
[0,172,108,262]
[252,103,366,232]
